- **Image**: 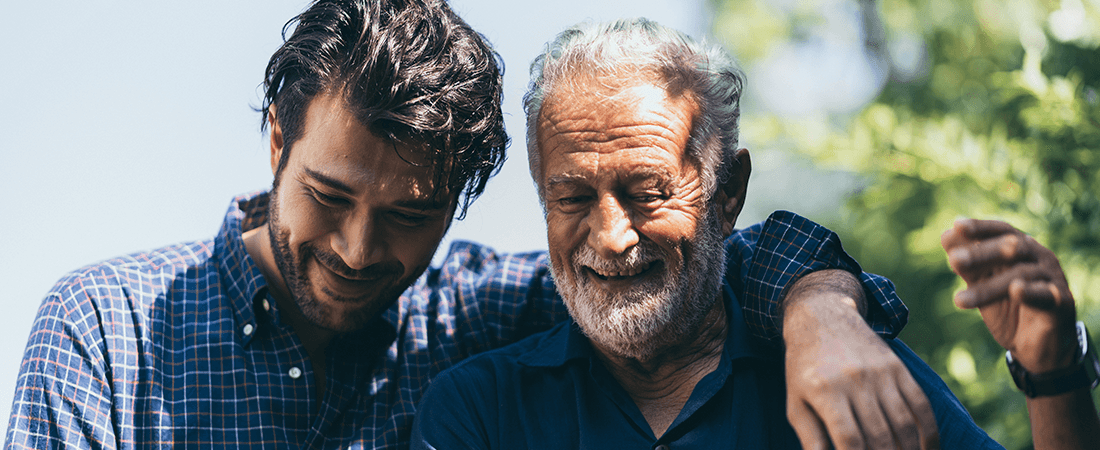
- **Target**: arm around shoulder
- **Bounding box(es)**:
[730,212,938,449]
[729,210,908,345]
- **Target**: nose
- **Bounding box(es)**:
[332,212,385,271]
[587,194,639,258]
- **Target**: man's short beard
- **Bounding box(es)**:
[553,204,727,360]
[265,185,416,333]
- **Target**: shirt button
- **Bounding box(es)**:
[242,324,254,336]
[262,299,271,312]
[654,445,670,450]
[288,367,303,379]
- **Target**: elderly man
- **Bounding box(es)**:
[411,18,1001,449]
[6,2,928,449]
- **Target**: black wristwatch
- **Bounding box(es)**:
[1006,321,1100,398]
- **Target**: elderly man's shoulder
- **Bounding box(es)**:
[429,318,569,383]
[412,321,583,449]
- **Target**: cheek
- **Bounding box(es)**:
[387,222,449,274]
[545,211,585,256]
[276,194,334,246]
[636,209,701,249]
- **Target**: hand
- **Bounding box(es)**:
[783,271,939,450]
[941,219,1077,373]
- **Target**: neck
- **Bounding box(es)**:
[242,225,336,357]
[590,296,728,437]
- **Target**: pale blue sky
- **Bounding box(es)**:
[0,0,880,432]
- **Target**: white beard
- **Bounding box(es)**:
[552,206,727,360]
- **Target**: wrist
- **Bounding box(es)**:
[781,269,867,330]
[1012,319,1080,374]
[782,291,866,344]
[1007,321,1100,398]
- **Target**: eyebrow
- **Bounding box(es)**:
[545,166,673,190]
[622,166,673,185]
[393,198,451,212]
[545,173,588,190]
[303,167,354,194]
[304,166,451,211]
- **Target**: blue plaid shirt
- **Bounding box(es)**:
[5,191,907,449]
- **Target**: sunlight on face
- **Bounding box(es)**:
[536,76,727,359]
[266,94,454,332]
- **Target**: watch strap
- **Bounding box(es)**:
[1006,321,1100,398]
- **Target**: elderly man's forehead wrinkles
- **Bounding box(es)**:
[541,110,690,157]
[557,123,684,146]
[622,165,674,186]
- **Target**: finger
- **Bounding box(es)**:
[850,393,898,450]
[955,263,1048,309]
[940,219,990,251]
[787,399,834,450]
[896,371,940,450]
[875,385,921,449]
[953,218,1019,240]
[821,401,869,450]
[1008,278,1060,310]
[803,397,865,450]
[940,225,967,252]
[947,233,1036,275]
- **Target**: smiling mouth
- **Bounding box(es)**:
[585,261,659,281]
[312,256,388,297]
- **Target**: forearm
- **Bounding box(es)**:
[730,211,908,345]
[1027,390,1100,450]
[781,269,868,337]
[1014,322,1100,449]
[779,269,942,449]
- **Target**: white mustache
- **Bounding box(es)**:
[571,241,662,279]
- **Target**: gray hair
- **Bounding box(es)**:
[523,18,746,203]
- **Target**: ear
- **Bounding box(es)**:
[268,104,284,176]
[715,148,751,237]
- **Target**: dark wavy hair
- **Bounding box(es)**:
[261,0,507,218]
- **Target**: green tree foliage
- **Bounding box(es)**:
[713,0,1100,447]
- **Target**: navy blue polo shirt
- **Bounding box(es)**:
[410,281,794,449]
[411,283,1003,449]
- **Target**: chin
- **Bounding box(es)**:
[292,285,377,332]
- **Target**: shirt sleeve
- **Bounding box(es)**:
[428,241,570,359]
[728,210,909,345]
[5,277,116,449]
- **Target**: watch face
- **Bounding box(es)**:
[1078,321,1089,358]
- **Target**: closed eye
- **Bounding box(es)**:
[558,195,593,205]
[390,211,431,227]
[631,190,668,206]
[308,187,349,207]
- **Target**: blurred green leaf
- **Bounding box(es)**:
[713,0,1100,447]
